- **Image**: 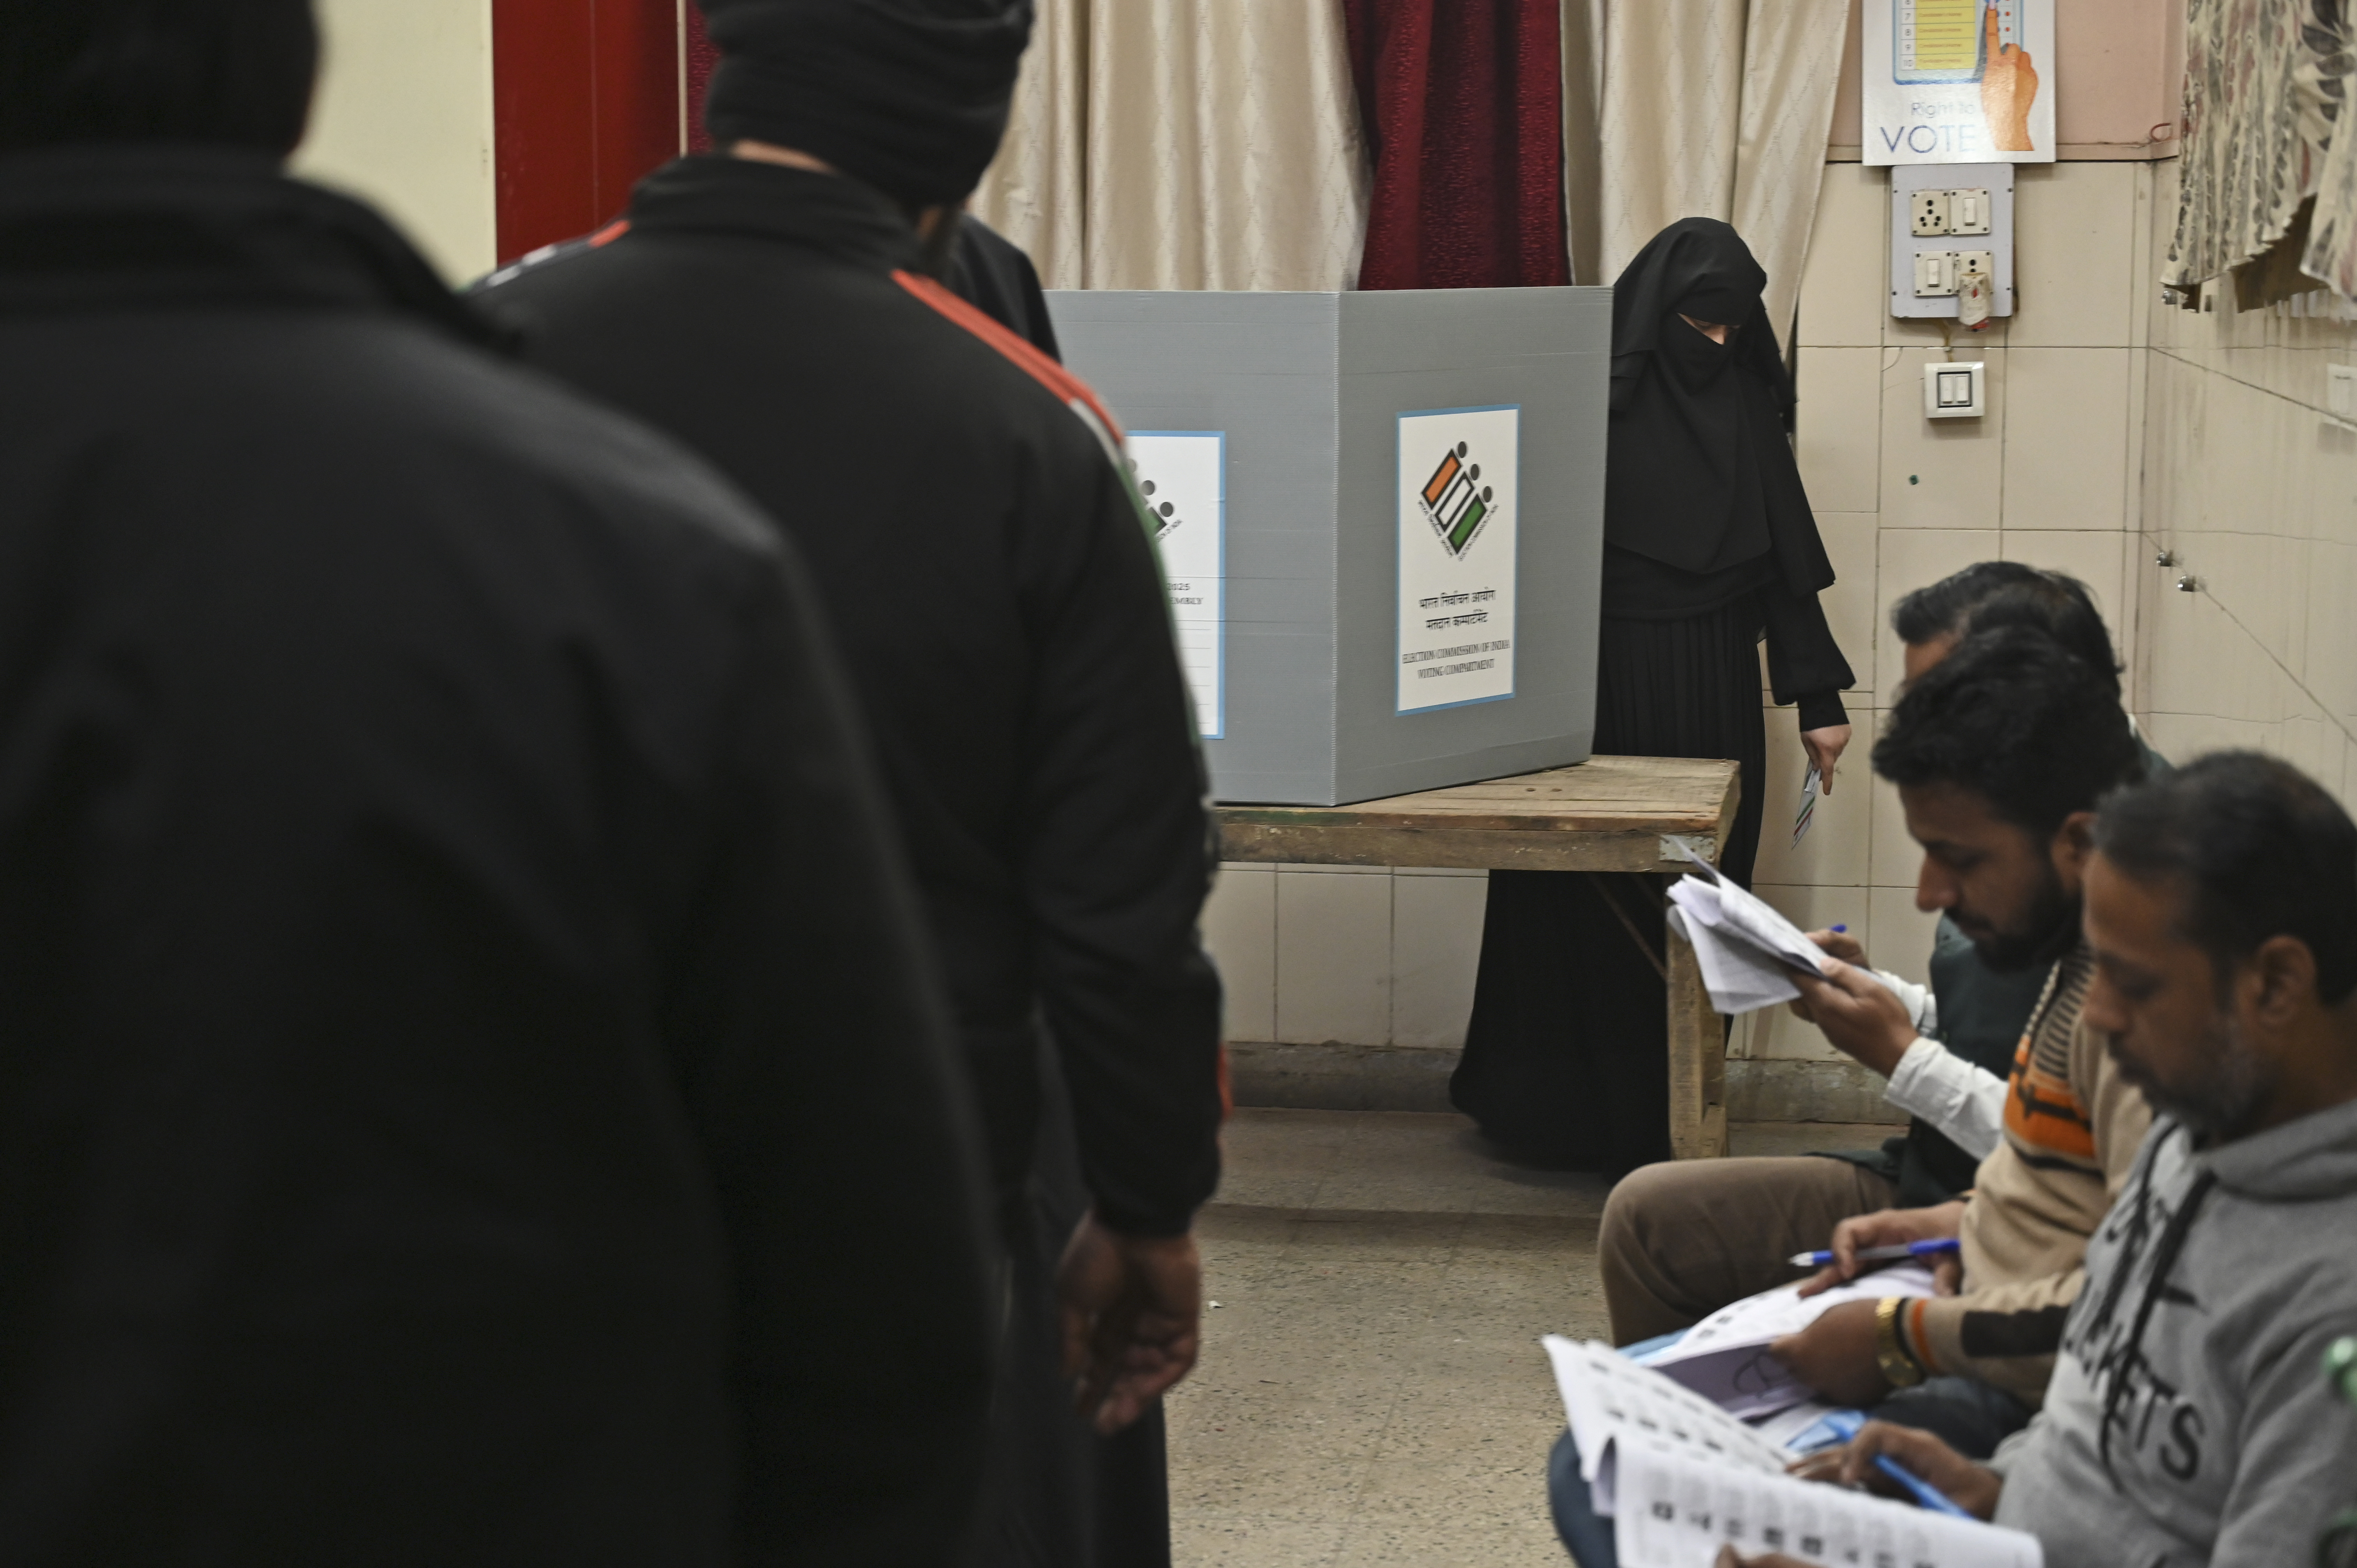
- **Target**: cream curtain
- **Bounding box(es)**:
[1581,0,1848,340]
[972,0,1371,291]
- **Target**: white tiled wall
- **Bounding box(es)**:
[1209,155,2355,1076]
[2135,161,2357,799]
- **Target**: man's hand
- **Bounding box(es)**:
[1716,1552,1818,1568]
[1797,1202,1967,1296]
[1788,959,1918,1075]
[1979,5,2039,152]
[1058,1213,1203,1434]
[1800,724,1852,796]
[1804,926,1867,968]
[1769,1298,1890,1407]
[1785,1420,2005,1520]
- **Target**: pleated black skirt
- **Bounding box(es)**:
[1448,599,1767,1172]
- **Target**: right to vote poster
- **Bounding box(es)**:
[1396,406,1518,715]
[1864,0,2054,165]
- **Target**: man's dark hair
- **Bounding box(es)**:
[1872,624,2143,840]
[0,0,317,154]
[1890,562,2121,698]
[2094,751,2357,1005]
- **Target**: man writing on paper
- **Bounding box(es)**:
[1726,753,2357,1568]
[1604,629,2151,1460]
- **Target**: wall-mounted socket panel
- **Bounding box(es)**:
[1891,164,2014,321]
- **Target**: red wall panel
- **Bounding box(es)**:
[493,0,684,263]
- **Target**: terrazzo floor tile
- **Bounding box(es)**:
[1165,1109,1902,1565]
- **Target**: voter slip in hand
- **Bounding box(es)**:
[1541,1338,2044,1568]
[1660,838,1830,1014]
[1632,1263,1940,1420]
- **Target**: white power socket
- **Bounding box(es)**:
[1914,251,1962,297]
[1911,191,1952,237]
[1959,250,1995,282]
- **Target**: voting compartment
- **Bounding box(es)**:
[1048,287,1611,806]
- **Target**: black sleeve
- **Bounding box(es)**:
[1758,574,1854,730]
[1019,448,1224,1239]
[672,546,998,1564]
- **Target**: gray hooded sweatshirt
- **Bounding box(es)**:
[1990,1096,2357,1565]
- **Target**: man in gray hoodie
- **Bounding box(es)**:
[1730,750,2357,1567]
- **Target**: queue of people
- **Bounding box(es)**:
[0,0,1214,1563]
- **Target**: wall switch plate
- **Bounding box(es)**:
[1924,360,1986,419]
[2330,364,2356,419]
[1914,251,1962,297]
[1910,190,1952,236]
[1951,189,1992,235]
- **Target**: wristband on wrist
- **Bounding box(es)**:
[1875,1296,1927,1388]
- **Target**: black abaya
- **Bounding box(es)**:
[1449,219,1855,1172]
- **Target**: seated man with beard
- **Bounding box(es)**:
[1728,752,2357,1568]
[1590,627,2152,1458]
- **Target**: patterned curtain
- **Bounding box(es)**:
[1340,0,1571,290]
[1589,0,1849,344]
[2166,0,2357,293]
[971,0,1373,291]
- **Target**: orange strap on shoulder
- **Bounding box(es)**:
[891,268,1125,445]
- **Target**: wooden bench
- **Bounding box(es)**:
[1214,754,1742,1159]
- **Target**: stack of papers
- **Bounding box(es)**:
[1662,841,1831,1014]
[1542,1337,2044,1568]
[1632,1264,1940,1419]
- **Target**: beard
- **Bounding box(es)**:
[2124,1011,2277,1140]
[1959,865,2082,973]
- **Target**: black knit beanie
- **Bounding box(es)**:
[700,0,1032,208]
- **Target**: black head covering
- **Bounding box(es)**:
[700,0,1032,209]
[1603,217,1831,595]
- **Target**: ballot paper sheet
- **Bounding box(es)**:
[1543,1338,2043,1568]
[1662,839,1905,1017]
[1635,1264,1940,1419]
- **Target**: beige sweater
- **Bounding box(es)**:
[1900,941,2152,1404]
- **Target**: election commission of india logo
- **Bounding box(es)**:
[1416,440,1499,557]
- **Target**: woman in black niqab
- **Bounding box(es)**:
[1450,217,1855,1173]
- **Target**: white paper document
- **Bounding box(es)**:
[1613,1444,2044,1568]
[1129,432,1225,738]
[1635,1265,1940,1419]
[1662,845,1830,1014]
[1543,1338,2043,1568]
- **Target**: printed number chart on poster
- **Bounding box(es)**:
[1129,433,1225,738]
[1397,406,1517,715]
[1864,0,2053,164]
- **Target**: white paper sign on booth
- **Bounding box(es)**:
[1130,431,1226,738]
[1397,405,1518,714]
[1863,0,2055,166]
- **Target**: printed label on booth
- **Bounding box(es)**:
[1396,405,1518,714]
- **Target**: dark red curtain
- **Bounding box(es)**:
[1341,0,1569,290]
[492,0,684,263]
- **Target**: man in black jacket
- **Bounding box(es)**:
[0,3,997,1562]
[479,2,1226,1562]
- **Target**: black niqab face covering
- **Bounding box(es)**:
[1601,217,1833,597]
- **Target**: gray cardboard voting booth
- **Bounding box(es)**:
[1048,287,1611,805]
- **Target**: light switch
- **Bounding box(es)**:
[1913,251,1961,297]
[1923,360,1986,419]
[2329,363,2356,420]
[1910,190,1952,237]
[1951,189,1991,235]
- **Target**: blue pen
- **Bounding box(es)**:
[1785,1237,1961,1269]
[1830,924,1847,933]
[1793,1411,1974,1518]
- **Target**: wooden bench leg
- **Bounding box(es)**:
[1664,921,1729,1159]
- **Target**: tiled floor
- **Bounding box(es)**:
[1166,1110,1900,1566]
